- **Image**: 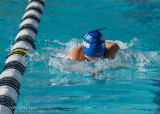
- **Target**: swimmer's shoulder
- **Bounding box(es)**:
[104,42,120,59]
[68,45,85,61]
[105,42,119,49]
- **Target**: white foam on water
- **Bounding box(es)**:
[48,37,158,74]
[28,37,160,74]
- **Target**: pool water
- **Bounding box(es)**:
[0,0,160,113]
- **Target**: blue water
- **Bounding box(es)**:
[0,0,160,113]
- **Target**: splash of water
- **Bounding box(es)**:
[28,38,160,85]
[48,38,159,73]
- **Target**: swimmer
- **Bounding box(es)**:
[68,30,120,76]
[68,30,120,62]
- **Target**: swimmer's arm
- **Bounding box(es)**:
[104,42,120,59]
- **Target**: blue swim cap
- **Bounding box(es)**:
[82,30,105,57]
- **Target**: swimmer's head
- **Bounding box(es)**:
[82,30,105,58]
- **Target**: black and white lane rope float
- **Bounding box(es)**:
[0,0,45,113]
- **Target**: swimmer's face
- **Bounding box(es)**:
[84,55,103,61]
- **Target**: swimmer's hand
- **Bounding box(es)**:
[91,71,102,76]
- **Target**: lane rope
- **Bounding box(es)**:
[0,0,45,113]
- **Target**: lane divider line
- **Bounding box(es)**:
[0,0,45,113]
